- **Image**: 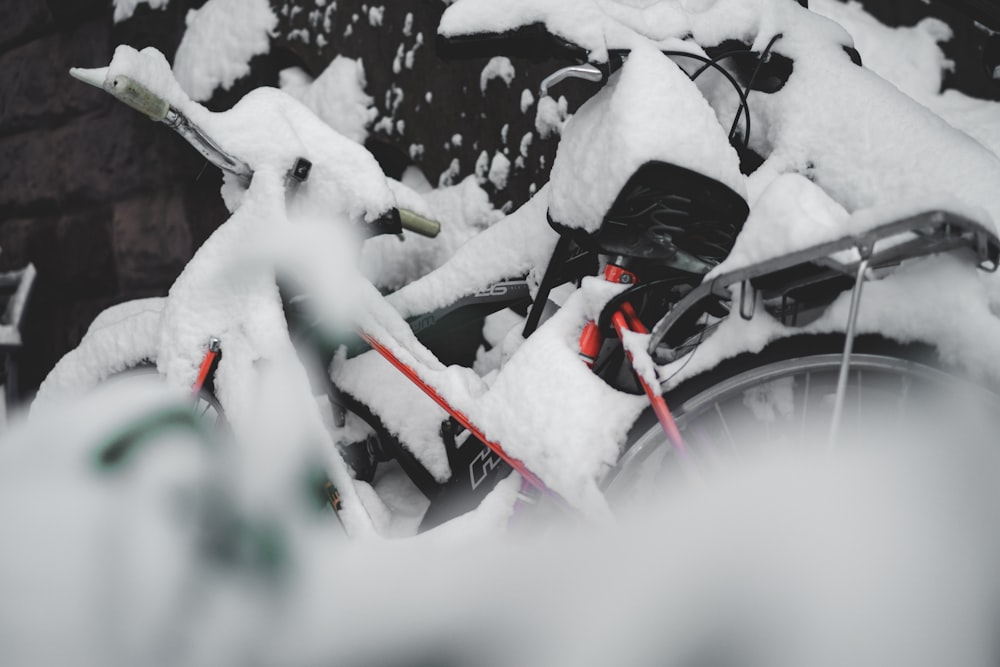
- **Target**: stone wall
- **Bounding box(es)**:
[0,0,230,397]
[0,0,997,401]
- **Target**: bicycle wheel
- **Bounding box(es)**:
[109,362,227,432]
[604,334,1000,505]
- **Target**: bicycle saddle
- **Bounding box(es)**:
[551,160,749,272]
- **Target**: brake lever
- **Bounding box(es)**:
[539,64,604,97]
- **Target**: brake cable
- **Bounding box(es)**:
[660,50,753,149]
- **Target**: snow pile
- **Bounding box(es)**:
[534,94,570,138]
[710,174,848,275]
[488,152,511,189]
[279,58,376,144]
[548,42,746,233]
[34,299,165,404]
[468,281,648,514]
[173,0,277,102]
[811,0,953,99]
[440,0,694,63]
[112,0,169,24]
[743,30,1000,228]
[479,56,515,92]
[930,91,1000,158]
[387,186,558,318]
[810,0,1000,158]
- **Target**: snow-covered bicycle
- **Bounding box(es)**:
[36,0,1000,535]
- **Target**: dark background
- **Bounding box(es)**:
[0,0,998,401]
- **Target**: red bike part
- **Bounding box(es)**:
[600,262,688,456]
[610,311,688,456]
[578,321,602,367]
[603,263,638,285]
[360,332,550,493]
[192,348,218,395]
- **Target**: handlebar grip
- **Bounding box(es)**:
[104,75,170,122]
[399,209,441,238]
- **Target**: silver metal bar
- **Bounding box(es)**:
[164,108,253,186]
[828,256,870,449]
[539,64,603,97]
[739,280,756,320]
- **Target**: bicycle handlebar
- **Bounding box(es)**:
[69,69,445,238]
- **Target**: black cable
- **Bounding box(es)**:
[689,49,753,81]
[660,311,711,387]
[661,50,752,149]
[729,33,783,142]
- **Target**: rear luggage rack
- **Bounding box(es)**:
[648,210,1000,361]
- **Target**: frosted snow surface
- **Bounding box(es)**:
[810,0,1000,159]
[811,0,952,99]
[548,42,745,233]
[35,299,165,406]
[362,175,502,292]
[173,0,277,102]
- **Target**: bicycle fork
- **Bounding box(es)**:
[579,260,688,457]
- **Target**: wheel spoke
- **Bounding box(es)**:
[714,402,737,452]
[800,371,811,442]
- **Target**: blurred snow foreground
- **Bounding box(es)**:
[4,376,1000,667]
[11,0,1000,663]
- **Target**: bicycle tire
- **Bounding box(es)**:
[603,333,999,499]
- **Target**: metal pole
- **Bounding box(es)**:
[829,256,870,449]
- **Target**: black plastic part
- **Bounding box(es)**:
[592,338,644,396]
[418,427,513,532]
[334,390,444,500]
[290,157,312,183]
[436,23,587,62]
[983,33,1000,86]
[843,45,863,67]
[702,40,795,94]
[522,234,573,338]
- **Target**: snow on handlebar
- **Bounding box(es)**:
[70,68,254,185]
[68,66,442,239]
